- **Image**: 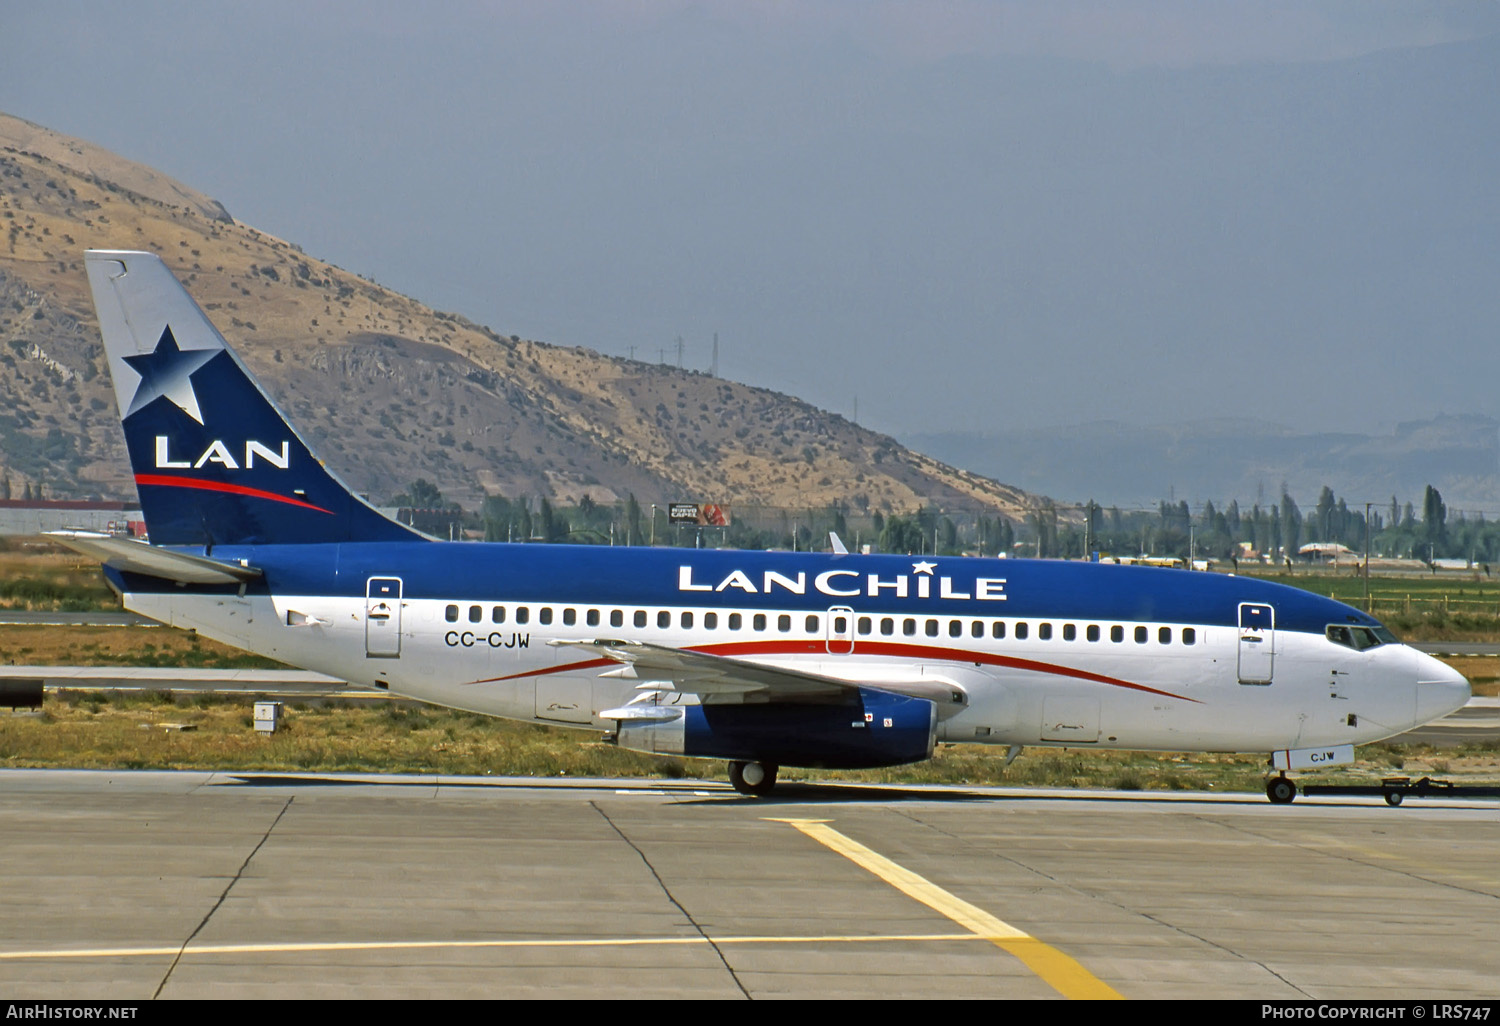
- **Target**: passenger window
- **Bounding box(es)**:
[1015,622,1029,640]
[563,608,576,626]
[587,609,600,627]
[1159,626,1171,644]
[468,605,482,623]
[807,614,821,633]
[610,609,623,628]
[516,606,530,625]
[1183,628,1196,646]
[858,616,872,635]
[634,610,647,628]
[539,607,553,625]
[778,614,792,632]
[992,621,1006,639]
[729,613,742,630]
[881,617,895,636]
[754,614,767,631]
[1038,623,1052,640]
[926,619,939,637]
[1087,624,1099,642]
[949,620,963,638]
[492,605,506,624]
[971,621,984,639]
[445,604,459,623]
[903,618,917,637]
[657,610,670,629]
[1111,625,1124,643]
[1135,626,1147,644]
[1063,624,1076,641]
[705,612,718,629]
[681,611,693,629]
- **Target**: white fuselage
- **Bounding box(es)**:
[126,586,1466,756]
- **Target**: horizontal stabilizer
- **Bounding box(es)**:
[48,531,262,585]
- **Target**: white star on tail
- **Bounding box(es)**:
[120,326,218,424]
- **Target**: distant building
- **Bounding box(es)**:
[0,499,144,537]
[1298,542,1359,565]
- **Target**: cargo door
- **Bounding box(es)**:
[1041,697,1100,743]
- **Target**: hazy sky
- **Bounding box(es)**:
[4,1,1498,438]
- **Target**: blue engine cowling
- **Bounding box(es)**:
[613,687,937,770]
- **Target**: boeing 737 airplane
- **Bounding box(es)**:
[56,250,1470,800]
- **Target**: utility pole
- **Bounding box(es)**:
[675,335,684,369]
[1364,502,1372,612]
[711,333,718,377]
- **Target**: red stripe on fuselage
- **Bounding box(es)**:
[135,474,334,514]
[466,639,1197,703]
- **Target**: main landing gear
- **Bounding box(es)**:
[1266,775,1297,804]
[728,760,779,797]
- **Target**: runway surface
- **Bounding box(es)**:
[1,770,1497,1000]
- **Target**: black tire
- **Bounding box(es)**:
[1266,777,1297,804]
[1385,791,1404,807]
[728,760,779,797]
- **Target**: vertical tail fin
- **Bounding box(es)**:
[87,250,423,546]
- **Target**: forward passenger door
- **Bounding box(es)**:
[1237,602,1274,684]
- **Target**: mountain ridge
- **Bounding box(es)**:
[0,110,1039,521]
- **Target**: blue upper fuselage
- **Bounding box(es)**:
[116,541,1380,636]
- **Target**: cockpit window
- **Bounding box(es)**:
[1326,625,1389,651]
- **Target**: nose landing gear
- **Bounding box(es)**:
[728,760,779,797]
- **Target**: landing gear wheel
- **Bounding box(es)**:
[728,760,779,797]
[1266,776,1297,804]
[1384,791,1404,807]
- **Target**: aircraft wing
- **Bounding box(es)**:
[553,639,966,714]
[48,530,262,585]
[553,638,854,701]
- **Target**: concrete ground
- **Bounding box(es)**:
[1,770,1497,1000]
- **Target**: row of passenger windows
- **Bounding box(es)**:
[442,603,1196,645]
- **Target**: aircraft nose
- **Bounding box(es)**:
[1414,650,1471,724]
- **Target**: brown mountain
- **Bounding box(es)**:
[0,111,1037,521]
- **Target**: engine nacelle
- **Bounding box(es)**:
[612,687,937,770]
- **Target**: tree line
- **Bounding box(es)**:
[1047,484,1497,565]
[391,477,1498,565]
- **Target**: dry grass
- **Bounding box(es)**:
[5,693,1497,792]
[0,625,284,668]
[0,546,118,612]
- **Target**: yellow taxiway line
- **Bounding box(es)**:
[1,820,1118,1000]
[767,817,1122,1000]
[0,933,985,961]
